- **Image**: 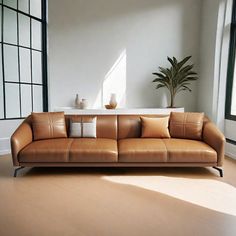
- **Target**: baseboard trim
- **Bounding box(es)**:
[0,149,11,155]
[225,151,236,160]
[225,142,236,160]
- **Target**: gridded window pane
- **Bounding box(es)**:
[5,83,20,118]
[32,20,41,50]
[32,51,42,84]
[30,0,41,19]
[19,14,30,47]
[4,45,19,82]
[19,0,29,13]
[0,6,2,42]
[0,82,3,118]
[21,84,32,117]
[0,47,3,119]
[20,48,31,83]
[3,0,17,9]
[3,7,17,44]
[0,0,46,119]
[33,85,43,112]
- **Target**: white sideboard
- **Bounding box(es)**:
[54,107,184,115]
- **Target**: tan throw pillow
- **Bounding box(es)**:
[32,112,67,140]
[141,116,170,138]
[70,117,97,138]
[169,112,204,140]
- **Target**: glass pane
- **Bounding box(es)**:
[32,51,42,84]
[5,83,20,118]
[19,0,29,13]
[32,20,41,50]
[21,84,32,117]
[0,84,3,118]
[19,14,30,47]
[3,7,17,44]
[19,48,31,83]
[231,59,236,115]
[30,0,41,18]
[33,85,43,112]
[0,6,2,42]
[4,45,19,82]
[0,46,4,119]
[3,0,17,9]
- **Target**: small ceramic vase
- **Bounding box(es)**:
[75,94,80,109]
[80,99,88,109]
[109,93,117,109]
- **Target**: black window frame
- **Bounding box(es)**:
[225,0,236,120]
[0,0,48,120]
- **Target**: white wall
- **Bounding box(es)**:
[0,119,23,155]
[48,0,202,111]
[198,0,232,127]
[198,0,220,120]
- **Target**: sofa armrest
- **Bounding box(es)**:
[11,117,33,166]
[203,120,225,166]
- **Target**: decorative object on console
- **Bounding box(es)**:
[105,93,117,109]
[80,99,88,109]
[152,56,198,108]
[141,116,170,138]
[70,117,96,138]
[105,104,115,109]
[74,94,80,109]
[109,93,117,108]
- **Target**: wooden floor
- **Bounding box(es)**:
[0,155,236,236]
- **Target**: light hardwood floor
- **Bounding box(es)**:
[0,155,236,236]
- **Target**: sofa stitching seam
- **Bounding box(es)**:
[162,139,168,162]
[67,139,74,162]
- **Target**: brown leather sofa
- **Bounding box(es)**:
[11,114,225,177]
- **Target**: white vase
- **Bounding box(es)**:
[75,94,80,108]
[109,93,117,108]
[80,99,88,109]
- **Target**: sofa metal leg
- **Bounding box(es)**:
[13,166,25,177]
[213,166,223,177]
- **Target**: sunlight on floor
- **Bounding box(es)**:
[103,175,236,216]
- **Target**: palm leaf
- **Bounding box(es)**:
[156,84,166,89]
[152,55,198,107]
[177,56,191,69]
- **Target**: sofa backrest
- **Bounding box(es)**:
[26,113,207,141]
[117,115,169,139]
[65,115,117,140]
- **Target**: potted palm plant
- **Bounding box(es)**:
[152,56,198,108]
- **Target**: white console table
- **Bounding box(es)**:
[54,107,184,115]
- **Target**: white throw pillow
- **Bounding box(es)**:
[70,117,97,138]
[82,117,97,138]
[70,121,82,137]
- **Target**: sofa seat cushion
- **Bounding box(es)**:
[118,138,167,162]
[19,138,74,162]
[163,139,217,163]
[69,138,118,162]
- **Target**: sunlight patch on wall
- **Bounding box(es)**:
[102,50,126,108]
